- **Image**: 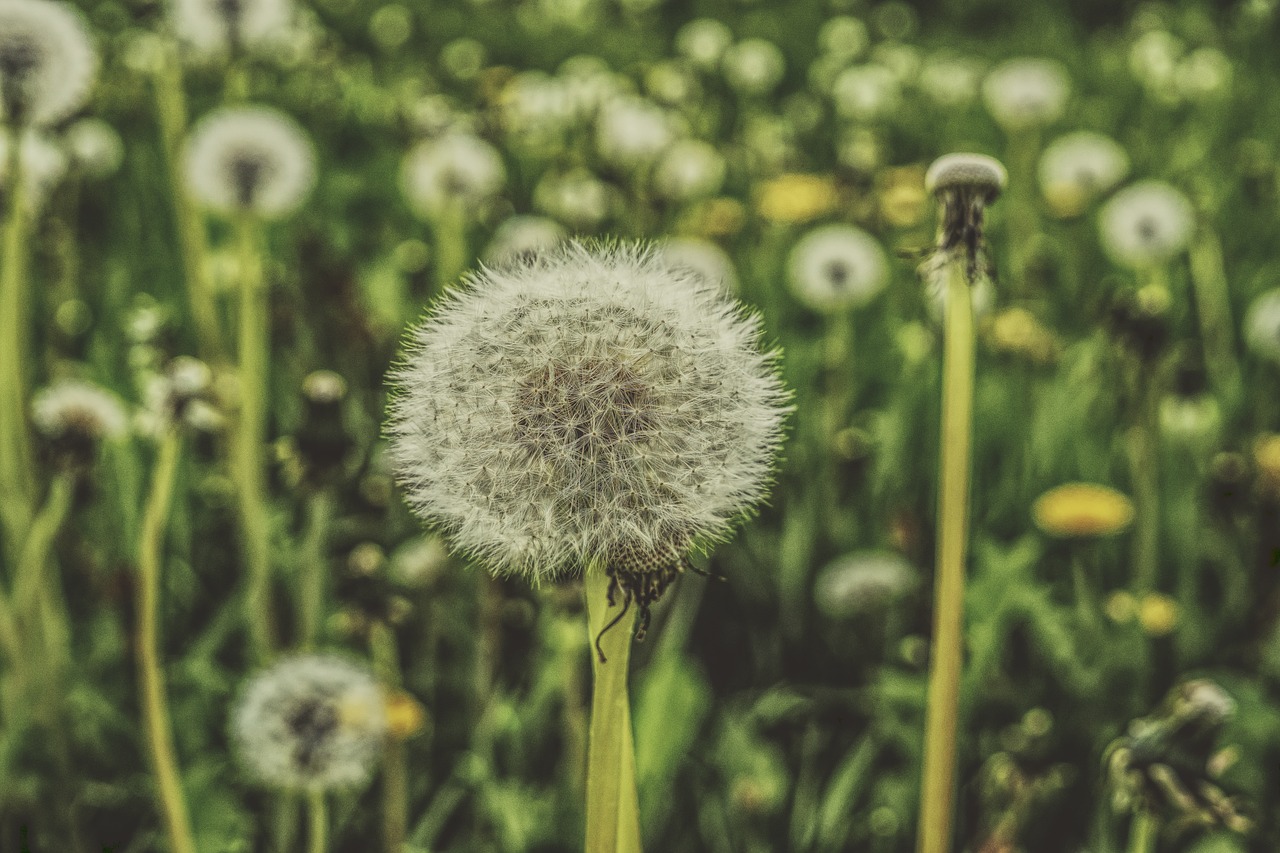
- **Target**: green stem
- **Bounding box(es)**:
[1129,368,1161,596]
[307,788,327,853]
[233,215,276,662]
[13,473,75,679]
[1071,551,1100,630]
[431,204,469,296]
[1187,227,1241,402]
[1127,810,1159,853]
[152,44,225,364]
[370,621,408,853]
[583,568,643,853]
[916,256,975,853]
[298,490,334,650]
[0,124,34,554]
[136,428,198,853]
[475,572,502,708]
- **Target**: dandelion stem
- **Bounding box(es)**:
[307,788,328,853]
[1129,369,1161,596]
[432,204,469,296]
[298,489,334,650]
[0,125,35,553]
[14,472,75,689]
[1126,810,1159,853]
[370,621,409,853]
[136,427,198,853]
[233,214,276,661]
[152,43,225,364]
[584,568,644,853]
[916,255,975,853]
[1188,227,1241,402]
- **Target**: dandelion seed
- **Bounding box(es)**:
[787,224,889,312]
[981,57,1071,131]
[0,0,96,126]
[231,654,388,792]
[183,105,316,219]
[814,551,918,618]
[387,241,789,593]
[1098,181,1194,270]
[483,215,567,266]
[660,237,739,294]
[401,132,506,220]
[170,0,295,56]
[1242,288,1280,365]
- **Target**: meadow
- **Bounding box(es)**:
[1,0,1279,851]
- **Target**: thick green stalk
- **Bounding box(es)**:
[0,126,34,551]
[1127,810,1158,853]
[152,44,225,364]
[135,428,197,853]
[1188,228,1241,401]
[1129,372,1160,595]
[13,473,75,687]
[916,258,975,853]
[307,789,328,853]
[583,568,643,853]
[233,215,276,661]
[370,621,409,853]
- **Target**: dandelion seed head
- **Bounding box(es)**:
[183,105,316,219]
[401,132,505,220]
[653,138,726,202]
[231,654,388,792]
[814,551,918,618]
[1039,131,1129,216]
[1243,288,1280,366]
[170,0,295,56]
[32,379,128,443]
[787,224,889,313]
[483,215,566,267]
[982,57,1071,131]
[387,241,789,582]
[1098,180,1194,270]
[0,128,67,211]
[660,237,739,294]
[918,55,984,108]
[64,117,123,178]
[831,64,901,122]
[0,0,96,126]
[674,19,733,71]
[533,168,614,229]
[722,38,785,96]
[595,96,678,170]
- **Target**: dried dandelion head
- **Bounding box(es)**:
[387,242,789,603]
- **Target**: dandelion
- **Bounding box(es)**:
[981,57,1071,131]
[389,534,450,589]
[1038,131,1130,217]
[918,55,984,108]
[722,38,785,96]
[755,173,840,224]
[387,241,787,587]
[594,96,678,170]
[674,18,733,71]
[0,0,97,126]
[1032,483,1135,538]
[32,378,128,447]
[814,551,918,618]
[0,128,67,211]
[1242,288,1280,365]
[64,117,123,179]
[831,64,902,122]
[401,132,506,220]
[183,105,316,220]
[1098,181,1195,271]
[787,224,889,312]
[483,215,567,266]
[169,0,294,56]
[652,138,726,202]
[819,16,869,61]
[231,654,389,791]
[661,237,739,294]
[533,167,615,230]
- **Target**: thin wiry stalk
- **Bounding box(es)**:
[370,621,409,853]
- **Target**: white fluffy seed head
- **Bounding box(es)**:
[982,57,1071,131]
[64,117,123,178]
[652,138,726,202]
[814,550,919,619]
[401,132,506,220]
[594,96,678,170]
[0,128,67,212]
[786,224,890,313]
[1038,131,1129,197]
[169,0,295,56]
[31,379,128,441]
[1098,180,1195,270]
[0,0,97,126]
[231,654,388,792]
[483,215,566,267]
[660,237,739,294]
[925,152,1007,198]
[183,105,316,220]
[386,241,789,582]
[1244,289,1280,365]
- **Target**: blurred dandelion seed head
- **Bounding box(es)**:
[595,95,679,170]
[231,654,388,792]
[787,223,889,313]
[184,105,316,219]
[722,38,785,96]
[814,550,918,618]
[1099,180,1194,270]
[170,0,295,56]
[0,127,67,211]
[1039,131,1130,217]
[0,0,96,126]
[1243,288,1280,365]
[64,117,123,179]
[32,379,128,444]
[660,237,739,294]
[982,57,1071,131]
[386,241,789,581]
[483,215,566,267]
[653,138,726,202]
[401,132,505,220]
[674,19,732,71]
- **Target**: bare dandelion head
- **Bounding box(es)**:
[386,241,789,590]
[0,0,96,126]
[926,152,1006,274]
[183,105,316,219]
[231,654,388,792]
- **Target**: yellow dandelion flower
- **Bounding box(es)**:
[755,173,840,224]
[1032,482,1135,538]
[682,196,747,238]
[878,165,928,228]
[1138,593,1179,636]
[384,690,428,739]
[986,307,1060,365]
[1254,433,1280,482]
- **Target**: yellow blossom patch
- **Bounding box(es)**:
[985,307,1060,365]
[1138,593,1179,636]
[385,689,428,739]
[878,165,928,228]
[1032,482,1135,537]
[755,173,840,224]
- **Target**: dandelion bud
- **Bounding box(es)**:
[0,0,97,126]
[387,242,789,630]
[231,654,389,792]
[296,370,351,486]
